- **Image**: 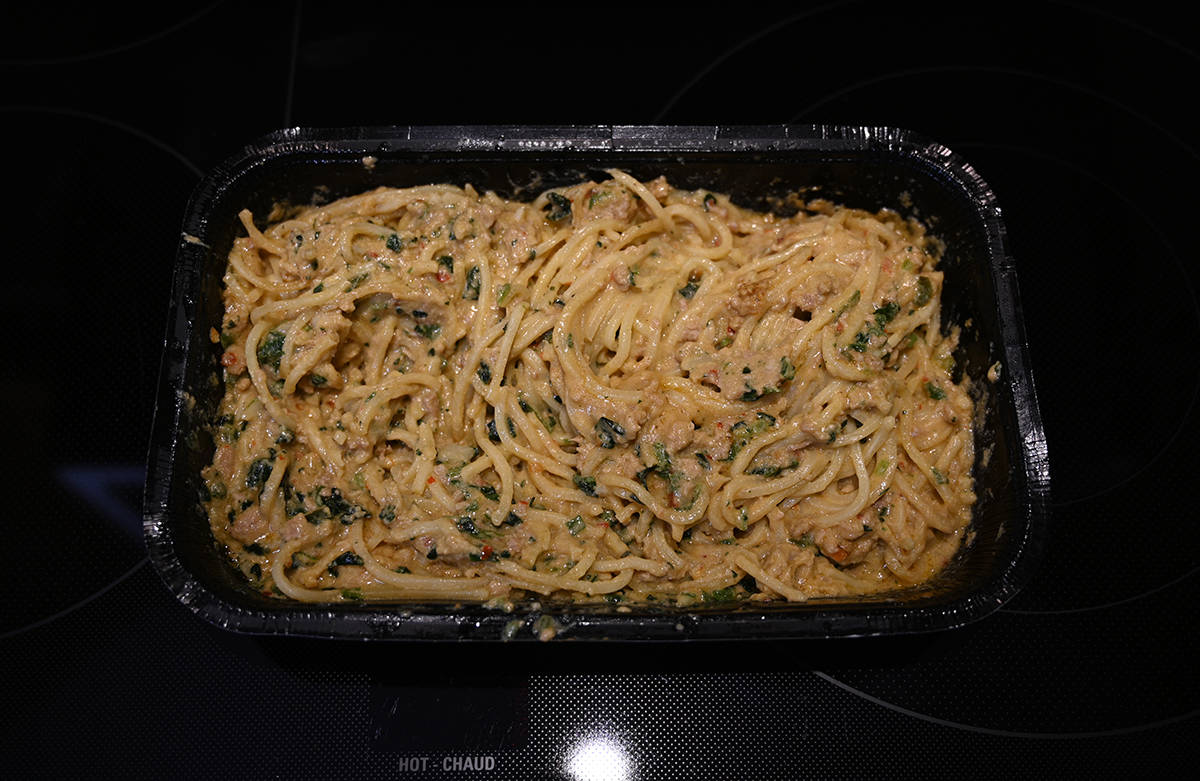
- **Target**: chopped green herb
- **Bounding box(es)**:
[726,412,776,460]
[245,458,273,489]
[496,283,513,305]
[477,361,492,384]
[573,475,598,496]
[594,417,626,448]
[780,356,796,381]
[386,234,403,252]
[678,276,701,299]
[847,329,872,352]
[310,374,327,386]
[703,587,738,604]
[834,289,861,319]
[930,467,949,485]
[789,533,815,548]
[925,382,947,400]
[414,322,441,340]
[546,192,572,221]
[463,265,481,300]
[341,588,365,601]
[345,272,369,291]
[437,254,454,273]
[206,479,227,500]
[874,300,901,327]
[290,551,317,568]
[256,330,286,372]
[312,487,368,525]
[379,504,396,522]
[476,485,500,502]
[915,276,933,307]
[747,459,799,478]
[566,515,585,535]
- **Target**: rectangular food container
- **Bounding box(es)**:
[143,125,1049,641]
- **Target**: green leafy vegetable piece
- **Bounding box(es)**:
[546,192,572,221]
[245,458,273,489]
[256,329,286,372]
[915,276,933,307]
[873,300,900,327]
[463,265,481,300]
[414,322,441,340]
[594,417,626,448]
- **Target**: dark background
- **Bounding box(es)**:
[2,1,1198,778]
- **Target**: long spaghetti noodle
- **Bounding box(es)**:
[201,172,975,605]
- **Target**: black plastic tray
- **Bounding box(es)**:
[143,125,1050,641]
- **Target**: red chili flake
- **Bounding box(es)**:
[436,269,452,283]
[480,545,494,561]
[426,475,436,484]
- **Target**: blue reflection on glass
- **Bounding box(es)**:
[57,463,145,541]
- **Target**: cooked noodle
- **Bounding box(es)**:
[201,172,975,605]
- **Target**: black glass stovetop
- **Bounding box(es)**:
[3,1,1197,777]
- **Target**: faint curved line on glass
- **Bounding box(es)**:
[655,0,1199,123]
[0,557,149,641]
[0,105,203,178]
[652,0,853,122]
[949,140,1200,508]
[813,670,1199,738]
[1057,0,1200,62]
[1001,562,1200,616]
[789,64,1199,165]
[0,1,226,66]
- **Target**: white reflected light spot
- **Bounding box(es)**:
[565,730,633,781]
